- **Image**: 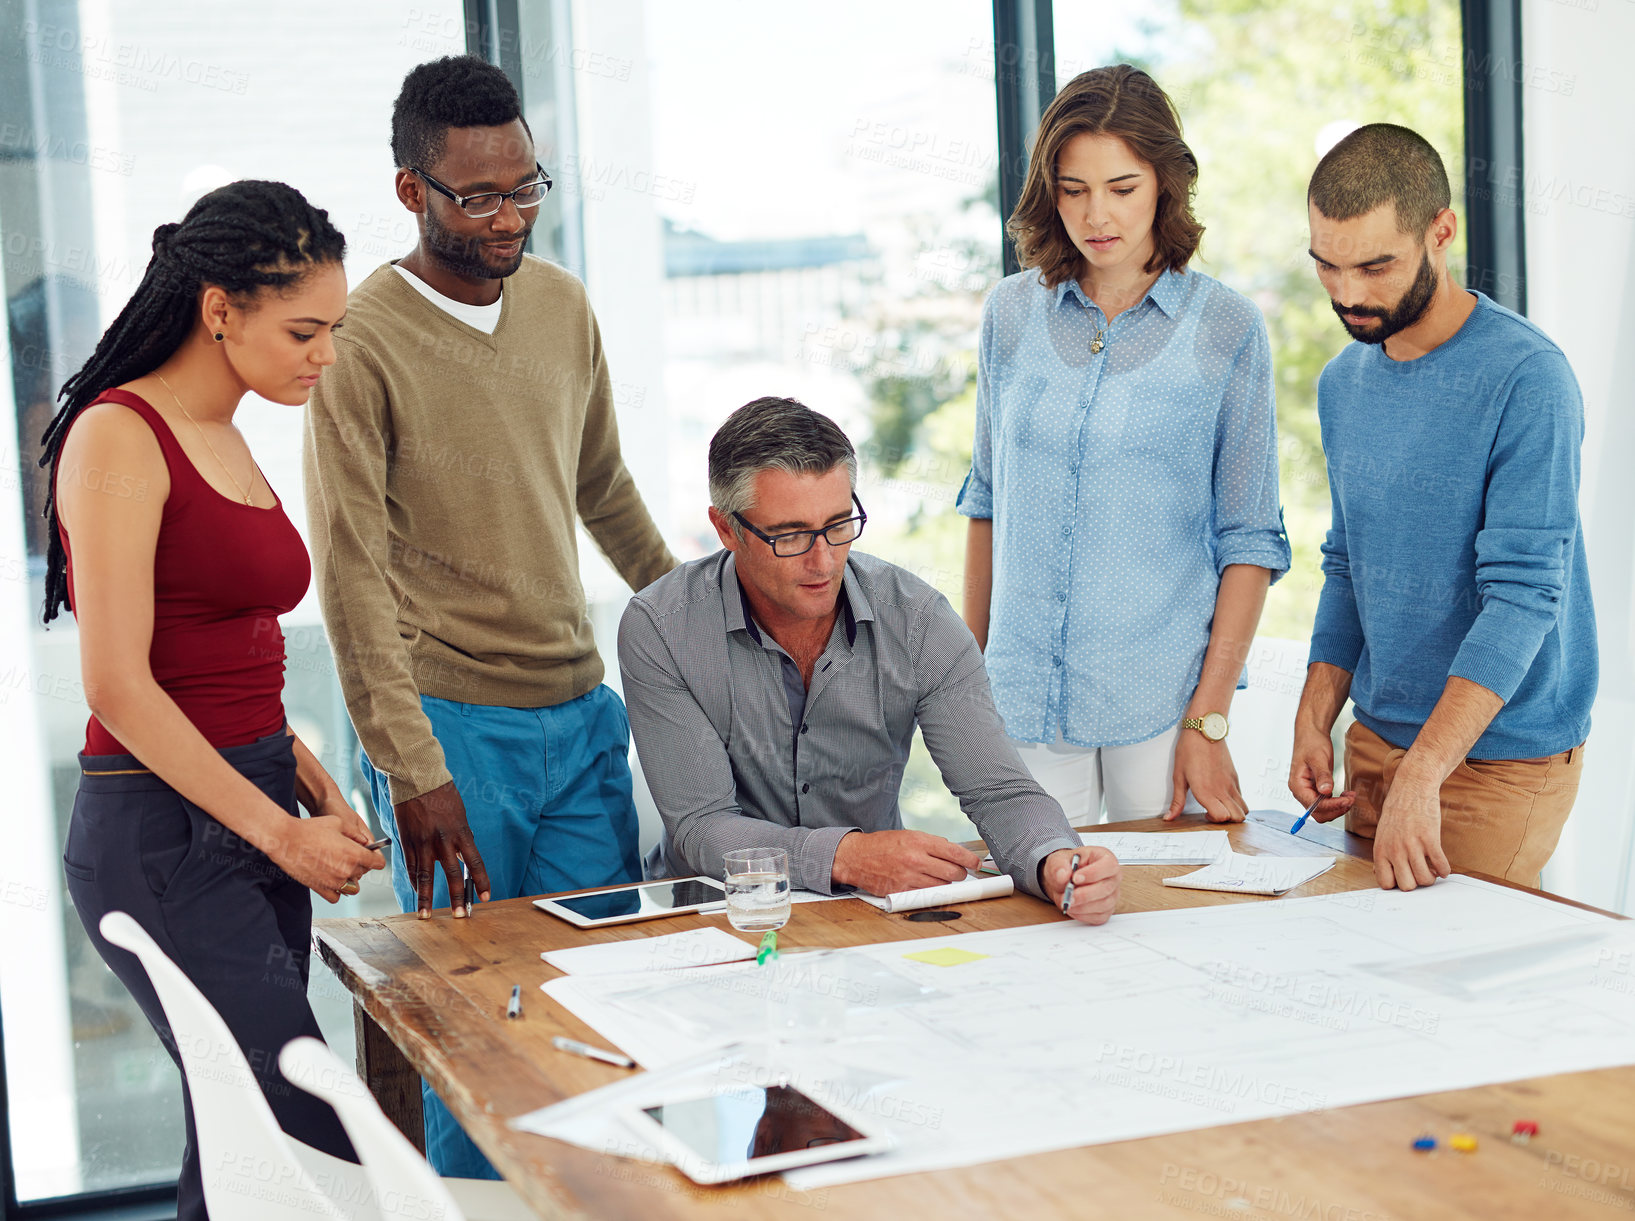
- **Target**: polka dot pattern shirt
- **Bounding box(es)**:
[957,267,1290,748]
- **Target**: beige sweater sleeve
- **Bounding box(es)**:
[575,307,678,594]
[303,338,452,806]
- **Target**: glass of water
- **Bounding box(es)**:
[723,848,791,933]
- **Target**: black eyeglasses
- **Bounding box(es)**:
[734,494,867,557]
[412,164,553,219]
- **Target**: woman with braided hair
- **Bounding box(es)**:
[43,179,382,1218]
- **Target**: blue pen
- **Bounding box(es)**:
[1288,795,1323,836]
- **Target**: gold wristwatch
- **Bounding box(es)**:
[1182,712,1229,742]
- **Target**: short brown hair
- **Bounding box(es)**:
[708,396,856,526]
[1008,64,1203,288]
[1308,123,1451,236]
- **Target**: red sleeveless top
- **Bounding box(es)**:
[59,389,312,754]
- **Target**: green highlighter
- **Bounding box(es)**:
[756,930,779,965]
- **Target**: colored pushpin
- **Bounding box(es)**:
[1412,1136,1437,1151]
[1450,1133,1478,1152]
[1512,1120,1539,1144]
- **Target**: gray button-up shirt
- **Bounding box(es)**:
[618,550,1079,897]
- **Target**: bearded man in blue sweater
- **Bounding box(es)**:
[1288,123,1596,892]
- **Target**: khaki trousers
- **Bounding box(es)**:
[1342,721,1585,883]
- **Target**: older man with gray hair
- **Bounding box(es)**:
[618,396,1120,922]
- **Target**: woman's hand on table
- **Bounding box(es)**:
[1166,731,1247,823]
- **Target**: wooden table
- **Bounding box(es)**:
[314,815,1635,1219]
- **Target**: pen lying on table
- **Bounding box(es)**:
[551,1036,635,1069]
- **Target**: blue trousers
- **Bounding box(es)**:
[63,731,355,1221]
[360,684,642,1178]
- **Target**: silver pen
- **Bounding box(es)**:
[551,1035,635,1069]
[1061,852,1082,914]
[506,984,522,1020]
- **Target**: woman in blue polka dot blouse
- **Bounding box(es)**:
[958,64,1291,825]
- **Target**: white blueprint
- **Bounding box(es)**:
[517,876,1635,1188]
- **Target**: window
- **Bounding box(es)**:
[1052,0,1466,645]
[0,2,468,1202]
[556,0,1004,845]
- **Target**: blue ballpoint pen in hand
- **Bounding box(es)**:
[1060,852,1081,915]
[1288,795,1323,837]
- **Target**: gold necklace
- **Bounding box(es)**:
[155,373,255,505]
[1090,321,1107,355]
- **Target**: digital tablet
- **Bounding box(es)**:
[623,1081,891,1184]
[533,877,728,928]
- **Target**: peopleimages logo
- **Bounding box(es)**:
[20,22,251,94]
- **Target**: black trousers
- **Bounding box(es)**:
[63,729,355,1221]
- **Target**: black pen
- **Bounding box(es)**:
[1061,852,1081,915]
[462,860,475,915]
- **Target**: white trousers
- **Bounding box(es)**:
[1013,723,1205,827]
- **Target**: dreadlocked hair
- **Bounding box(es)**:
[38,179,345,624]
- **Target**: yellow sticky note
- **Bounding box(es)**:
[904,947,989,967]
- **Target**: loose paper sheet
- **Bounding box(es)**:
[1077,830,1231,865]
[541,927,758,976]
[983,830,1231,872]
[1161,850,1336,896]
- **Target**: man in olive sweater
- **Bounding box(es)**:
[303,56,674,1176]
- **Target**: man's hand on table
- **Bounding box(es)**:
[1371,771,1451,891]
[831,829,981,896]
[1041,846,1120,925]
[393,780,492,918]
[1288,728,1357,823]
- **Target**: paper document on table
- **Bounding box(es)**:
[1079,831,1230,865]
[541,927,756,976]
[525,876,1635,1189]
[858,871,1013,912]
[981,830,1229,873]
[790,889,853,904]
[1162,850,1335,895]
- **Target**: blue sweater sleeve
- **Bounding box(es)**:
[956,294,996,519]
[1448,352,1584,701]
[1309,469,1365,673]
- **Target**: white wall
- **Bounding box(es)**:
[1524,0,1635,911]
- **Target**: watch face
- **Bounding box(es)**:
[1201,712,1229,741]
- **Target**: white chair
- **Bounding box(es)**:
[97,911,363,1220]
[98,912,528,1221]
[281,1038,534,1221]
